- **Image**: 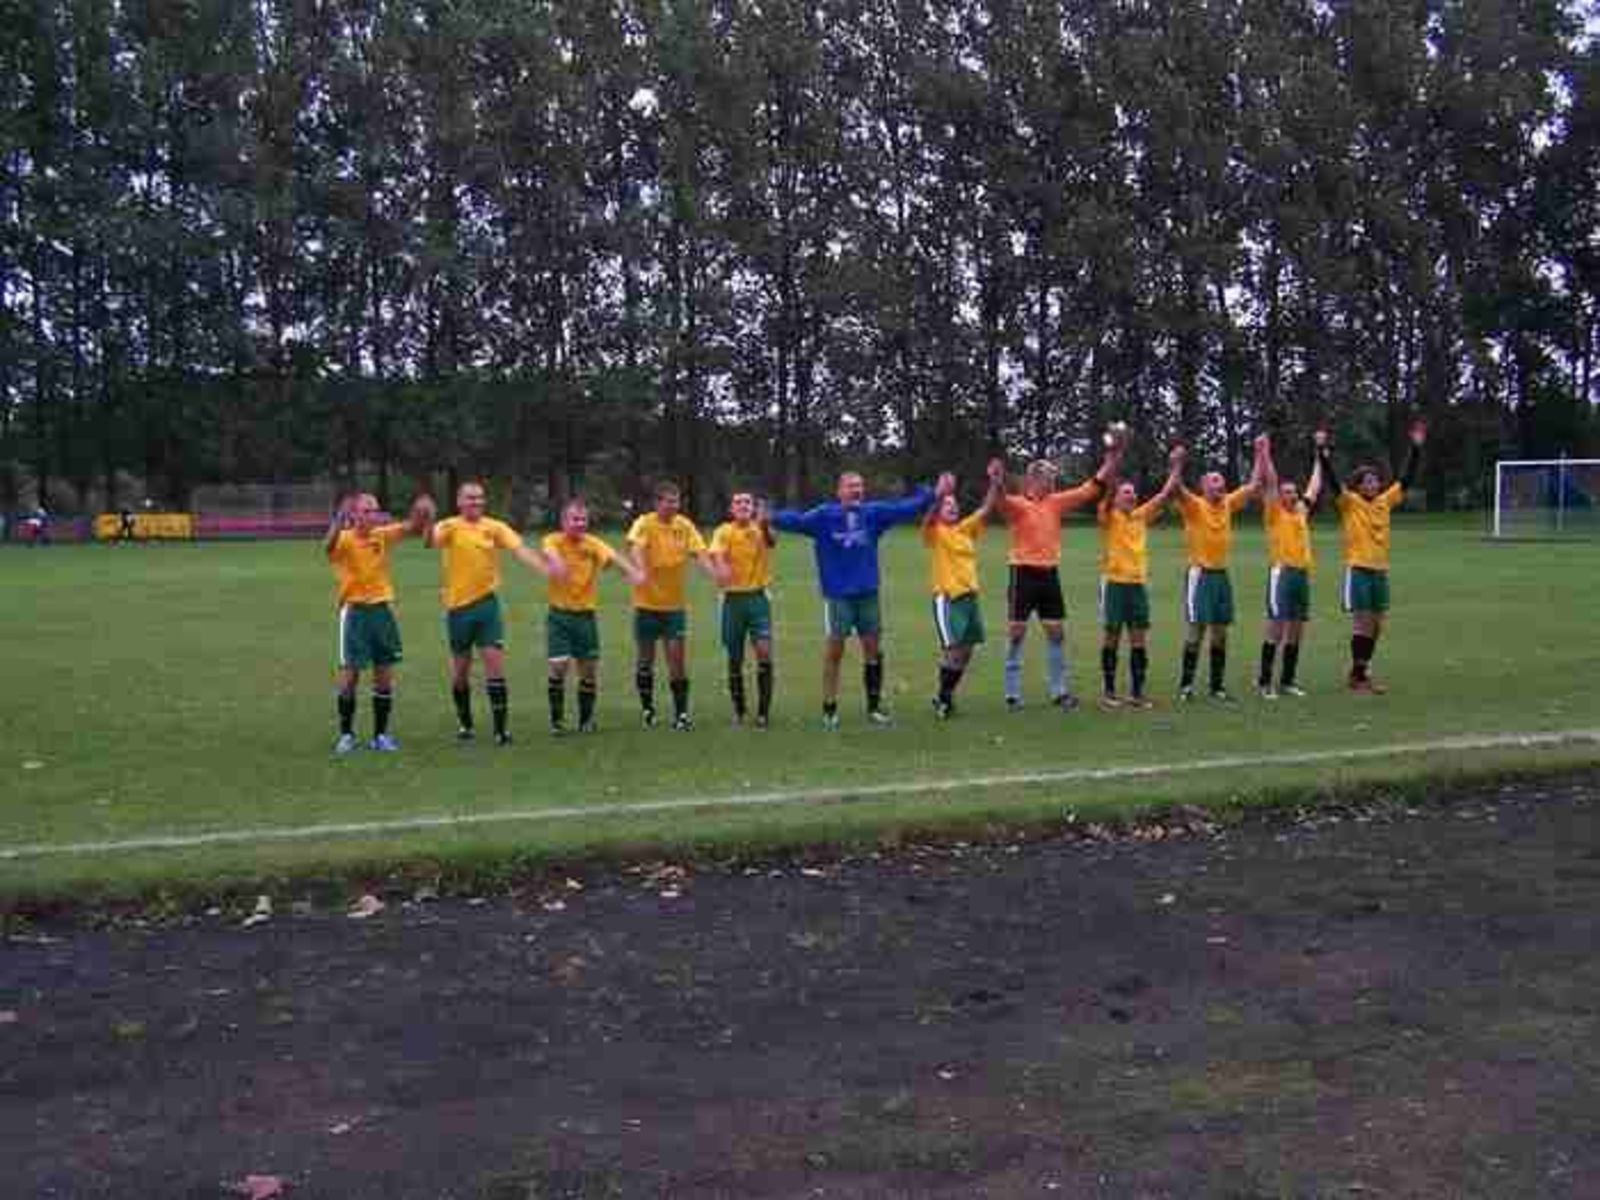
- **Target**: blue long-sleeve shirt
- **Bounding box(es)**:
[772,487,934,599]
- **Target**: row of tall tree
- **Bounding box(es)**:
[4,0,1598,518]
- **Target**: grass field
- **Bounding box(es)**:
[2,514,1596,900]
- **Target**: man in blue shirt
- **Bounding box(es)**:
[774,470,950,729]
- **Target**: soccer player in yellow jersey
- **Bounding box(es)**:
[1173,435,1267,701]
[923,461,1004,718]
[1318,420,1427,693]
[425,481,564,745]
[708,492,778,727]
[541,497,646,734]
[996,442,1124,711]
[628,481,717,731]
[324,492,434,754]
[1097,445,1185,709]
[1255,436,1324,699]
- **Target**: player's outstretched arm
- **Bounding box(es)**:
[612,551,647,587]
[975,457,1005,522]
[1149,445,1187,513]
[872,478,940,529]
[512,543,564,580]
[756,499,777,547]
[1257,433,1279,498]
[1239,433,1269,500]
[1304,447,1325,511]
[1399,419,1426,490]
[323,497,352,556]
[770,501,825,537]
[1314,429,1341,497]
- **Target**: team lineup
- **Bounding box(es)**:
[323,422,1427,753]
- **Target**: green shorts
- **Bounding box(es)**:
[720,590,773,655]
[445,593,505,656]
[339,602,403,669]
[825,593,881,639]
[1100,580,1150,631]
[1183,567,1235,627]
[1267,565,1312,622]
[932,592,985,649]
[635,607,687,643]
[548,608,600,661]
[1342,566,1390,614]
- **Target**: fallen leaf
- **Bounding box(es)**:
[21,760,44,771]
[347,894,385,920]
[229,1175,286,1199]
[328,1120,355,1136]
[1158,893,1177,906]
[0,1010,18,1024]
[542,900,567,913]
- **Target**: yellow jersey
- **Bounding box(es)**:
[1097,500,1163,584]
[432,516,523,610]
[1263,498,1314,571]
[922,513,985,596]
[628,513,708,611]
[999,481,1102,567]
[1336,484,1403,570]
[542,532,618,612]
[1177,488,1251,570]
[328,524,406,606]
[709,521,772,592]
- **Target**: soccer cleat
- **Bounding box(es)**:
[1209,688,1237,704]
[455,726,475,743]
[1350,677,1388,695]
[671,712,695,732]
[368,733,400,752]
[1256,685,1279,700]
[1280,684,1308,698]
[1005,695,1024,713]
[641,707,658,729]
[333,732,359,756]
[1177,686,1196,704]
[1127,695,1155,710]
[932,697,953,720]
[1055,693,1081,713]
[1098,693,1124,712]
[867,708,894,728]
[549,719,568,737]
[578,719,599,734]
[753,714,770,731]
[494,730,514,746]
[822,710,841,732]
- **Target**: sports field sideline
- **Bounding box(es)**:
[1,513,1595,898]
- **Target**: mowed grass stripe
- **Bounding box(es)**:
[4,727,1595,861]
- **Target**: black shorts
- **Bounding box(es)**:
[1008,565,1066,622]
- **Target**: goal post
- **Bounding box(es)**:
[1492,458,1600,539]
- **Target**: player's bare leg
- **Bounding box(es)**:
[635,637,659,726]
[822,635,846,729]
[934,643,973,719]
[1350,612,1386,693]
[547,656,571,733]
[1179,623,1204,701]
[752,637,774,728]
[860,631,888,723]
[665,637,692,730]
[369,663,397,750]
[1128,628,1152,708]
[1259,617,1285,698]
[335,665,361,754]
[1042,618,1074,708]
[449,654,475,740]
[481,645,511,743]
[1205,625,1233,701]
[1004,620,1028,709]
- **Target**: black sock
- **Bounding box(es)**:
[938,664,962,703]
[1259,641,1277,688]
[452,685,472,731]
[670,678,690,719]
[1101,645,1117,694]
[1130,647,1148,698]
[487,677,508,737]
[548,676,565,725]
[372,688,392,736]
[756,660,773,719]
[578,679,597,725]
[1281,642,1300,687]
[1350,635,1372,680]
[728,662,747,718]
[337,690,356,736]
[1209,645,1227,693]
[636,665,655,713]
[864,658,884,712]
[823,699,838,719]
[1180,643,1200,689]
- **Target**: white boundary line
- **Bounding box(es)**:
[4,728,1597,863]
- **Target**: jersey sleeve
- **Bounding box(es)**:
[771,505,821,536]
[431,519,454,548]
[1226,487,1253,514]
[588,535,618,565]
[684,520,708,554]
[920,521,939,547]
[375,522,408,544]
[1131,497,1163,523]
[867,486,934,531]
[626,516,648,547]
[1381,482,1404,508]
[708,524,731,556]
[959,512,986,538]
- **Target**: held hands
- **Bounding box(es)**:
[1408,419,1428,446]
[1168,444,1187,468]
[1313,429,1331,450]
[934,471,956,498]
[986,457,1005,486]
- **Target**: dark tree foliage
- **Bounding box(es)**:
[2,0,1595,516]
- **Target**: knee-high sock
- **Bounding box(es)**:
[337,690,356,736]
[548,676,565,724]
[1004,638,1024,700]
[728,662,747,718]
[372,688,393,736]
[1259,641,1277,688]
[1130,647,1149,698]
[1281,642,1300,687]
[1209,645,1227,693]
[1351,634,1375,680]
[451,684,472,731]
[1180,643,1200,689]
[578,679,597,726]
[1047,636,1068,698]
[670,677,690,719]
[756,660,773,719]
[636,665,655,713]
[938,663,963,704]
[1101,646,1117,695]
[864,658,884,712]
[487,677,508,737]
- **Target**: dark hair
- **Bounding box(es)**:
[561,495,588,516]
[1348,465,1382,489]
[654,481,680,500]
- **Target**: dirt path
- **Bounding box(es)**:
[4,775,1599,1199]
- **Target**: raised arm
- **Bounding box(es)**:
[757,499,777,547]
[870,482,938,530]
[1304,450,1324,511]
[1398,419,1426,491]
[770,502,825,536]
[323,497,352,556]
[512,542,564,579]
[1257,434,1279,496]
[1314,429,1341,498]
[974,458,1005,522]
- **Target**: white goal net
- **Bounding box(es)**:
[1492,459,1600,539]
